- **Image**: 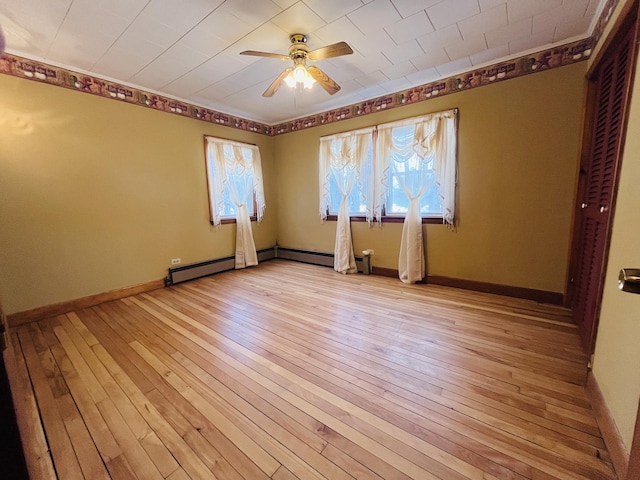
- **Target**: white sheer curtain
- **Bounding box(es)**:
[319,127,374,274]
[375,109,457,283]
[206,137,265,269]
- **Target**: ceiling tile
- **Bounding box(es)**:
[411,48,450,70]
[191,10,254,45]
[348,0,402,35]
[405,66,440,85]
[585,0,600,18]
[271,2,327,35]
[129,44,209,89]
[58,1,130,47]
[73,0,147,22]
[383,39,425,64]
[507,0,562,23]
[162,59,238,97]
[379,76,413,93]
[350,84,387,100]
[389,0,442,18]
[178,29,227,58]
[485,17,533,49]
[445,34,487,60]
[381,60,417,79]
[93,47,153,80]
[0,0,70,55]
[385,11,434,45]
[313,16,365,46]
[352,30,397,57]
[320,58,366,82]
[479,0,505,11]
[457,4,507,40]
[141,0,224,31]
[554,17,593,41]
[229,22,292,56]
[216,0,282,28]
[469,44,509,65]
[509,27,555,54]
[271,0,298,8]
[47,32,109,71]
[355,70,390,87]
[435,56,472,77]
[417,24,462,50]
[426,0,480,30]
[303,0,364,23]
[344,50,393,74]
[120,13,185,50]
[533,0,590,35]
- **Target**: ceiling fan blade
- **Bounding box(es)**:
[262,67,293,97]
[240,50,289,61]
[307,42,353,61]
[307,66,341,95]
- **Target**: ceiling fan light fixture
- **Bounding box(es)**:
[285,63,316,90]
[241,34,351,97]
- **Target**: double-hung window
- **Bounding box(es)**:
[319,109,458,226]
[319,127,375,222]
[375,110,457,225]
[383,124,443,218]
[205,136,265,226]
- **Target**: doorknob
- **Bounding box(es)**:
[619,268,640,294]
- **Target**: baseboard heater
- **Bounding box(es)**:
[167,246,369,285]
[275,246,370,275]
[167,247,276,285]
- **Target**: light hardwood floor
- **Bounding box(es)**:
[9,260,617,479]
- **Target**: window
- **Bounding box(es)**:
[204,136,265,226]
[327,172,367,215]
[319,109,458,226]
[217,153,256,219]
[319,127,375,222]
[383,124,444,218]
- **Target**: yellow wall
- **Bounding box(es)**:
[591,0,640,452]
[0,74,277,314]
[275,63,586,293]
[0,56,586,315]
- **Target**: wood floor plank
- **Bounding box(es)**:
[17,326,85,480]
[85,301,269,480]
[8,261,617,479]
[5,331,57,480]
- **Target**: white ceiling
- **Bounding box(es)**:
[1,0,605,125]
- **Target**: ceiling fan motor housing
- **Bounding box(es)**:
[289,34,310,60]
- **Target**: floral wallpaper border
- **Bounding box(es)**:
[0,0,618,137]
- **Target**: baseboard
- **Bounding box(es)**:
[585,371,629,479]
[371,266,399,278]
[7,279,165,327]
[275,247,369,273]
[369,269,562,304]
[427,275,564,305]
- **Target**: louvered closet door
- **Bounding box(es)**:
[573,19,637,354]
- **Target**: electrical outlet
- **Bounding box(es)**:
[171,258,181,266]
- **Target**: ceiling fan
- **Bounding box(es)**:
[240,34,353,97]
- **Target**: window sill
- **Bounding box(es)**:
[325,215,445,224]
[212,216,258,225]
